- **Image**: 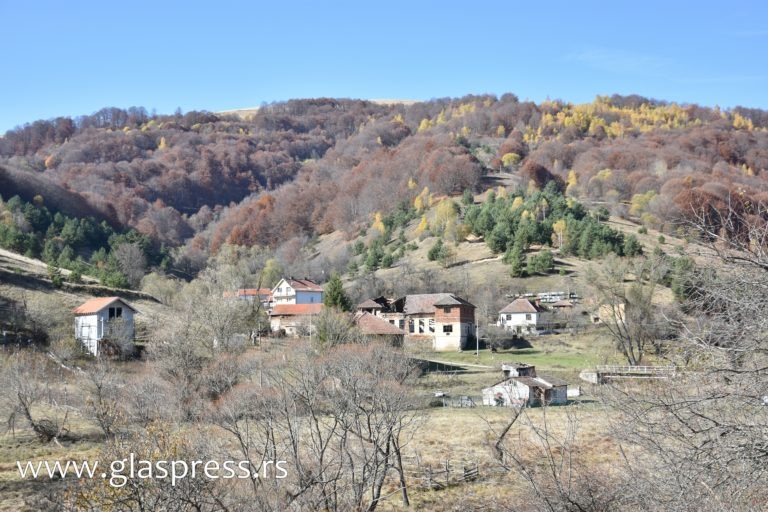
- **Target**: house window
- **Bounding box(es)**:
[418,319,424,334]
[506,314,512,321]
[443,307,451,313]
[409,320,414,333]
[429,319,435,333]
[443,324,453,334]
[525,314,531,320]
[108,307,123,319]
[398,319,404,329]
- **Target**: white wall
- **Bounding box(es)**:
[74,301,135,356]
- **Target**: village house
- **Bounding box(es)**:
[482,363,568,407]
[356,293,476,351]
[497,298,553,334]
[353,311,405,346]
[270,303,323,337]
[73,296,137,356]
[271,277,324,305]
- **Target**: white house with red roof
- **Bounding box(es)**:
[497,298,552,334]
[73,296,137,356]
[271,277,324,305]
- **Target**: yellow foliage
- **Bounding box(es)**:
[552,218,567,248]
[407,177,417,190]
[567,170,578,188]
[44,154,58,169]
[428,193,436,207]
[157,136,168,150]
[496,124,506,137]
[418,118,433,132]
[434,199,458,233]
[496,186,507,199]
[436,110,448,125]
[372,211,385,233]
[414,186,430,212]
[630,191,656,216]
[415,215,428,235]
[501,152,521,167]
[461,126,471,137]
[595,168,613,181]
[376,136,383,145]
[733,113,754,130]
[527,179,539,195]
[392,113,405,125]
[510,196,524,211]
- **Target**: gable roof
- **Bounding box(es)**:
[73,297,137,315]
[395,293,474,315]
[551,299,574,308]
[499,298,546,314]
[357,299,385,309]
[433,295,476,308]
[354,312,405,335]
[271,304,324,317]
[282,278,324,292]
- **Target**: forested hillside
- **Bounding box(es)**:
[2,94,768,284]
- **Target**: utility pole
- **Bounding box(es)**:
[475,324,479,356]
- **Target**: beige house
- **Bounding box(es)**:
[270,303,323,336]
[357,293,476,351]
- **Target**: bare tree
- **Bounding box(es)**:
[599,199,768,510]
[587,255,670,365]
[0,351,70,443]
[489,406,628,512]
[82,360,125,438]
[112,242,147,289]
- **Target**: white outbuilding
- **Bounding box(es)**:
[73,296,137,356]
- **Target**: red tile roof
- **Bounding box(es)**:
[73,297,137,315]
[499,298,546,314]
[354,312,405,335]
[271,304,324,316]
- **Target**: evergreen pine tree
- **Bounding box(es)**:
[323,273,352,311]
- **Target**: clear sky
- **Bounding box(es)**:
[1,0,766,133]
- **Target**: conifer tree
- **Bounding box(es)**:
[323,273,352,311]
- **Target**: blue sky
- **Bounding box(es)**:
[1,0,766,133]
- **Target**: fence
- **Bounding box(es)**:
[401,456,480,490]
